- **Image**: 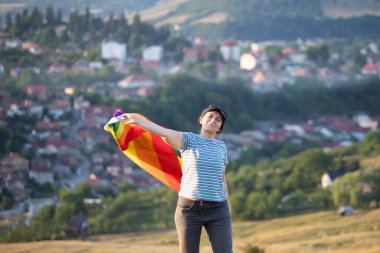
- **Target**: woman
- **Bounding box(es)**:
[119,105,232,253]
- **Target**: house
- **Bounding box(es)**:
[82,105,114,124]
[89,61,103,70]
[5,39,21,48]
[24,101,44,118]
[10,67,22,78]
[24,84,48,101]
[1,153,29,173]
[117,74,156,89]
[106,161,123,176]
[64,216,87,239]
[74,95,90,110]
[106,161,133,176]
[48,62,67,74]
[266,132,286,142]
[353,113,378,130]
[140,60,163,74]
[22,42,42,55]
[142,45,163,61]
[136,87,154,97]
[71,59,89,72]
[34,119,62,140]
[7,178,28,201]
[6,104,26,117]
[321,170,348,189]
[53,163,71,177]
[361,63,380,75]
[29,166,54,184]
[101,41,126,61]
[220,39,240,62]
[77,127,97,151]
[91,152,111,165]
[283,124,307,137]
[84,173,108,187]
[49,100,71,119]
[289,52,307,64]
[183,48,210,63]
[38,138,75,155]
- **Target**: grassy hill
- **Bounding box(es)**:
[1,209,379,253]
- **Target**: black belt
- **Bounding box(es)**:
[178,196,226,209]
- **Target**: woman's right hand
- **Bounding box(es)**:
[118,113,140,125]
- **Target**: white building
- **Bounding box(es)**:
[117,74,156,89]
[220,39,240,62]
[101,41,127,61]
[143,45,163,61]
[29,168,54,184]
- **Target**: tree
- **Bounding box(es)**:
[114,13,130,42]
[45,5,55,26]
[16,69,38,89]
[198,61,217,79]
[56,8,62,24]
[0,126,11,156]
[0,188,15,210]
[359,130,380,156]
[332,171,363,208]
[245,192,268,219]
[230,192,247,219]
[33,27,58,48]
[5,13,13,32]
[306,43,330,66]
[30,7,43,29]
[363,167,380,207]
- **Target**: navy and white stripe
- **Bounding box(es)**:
[178,132,228,202]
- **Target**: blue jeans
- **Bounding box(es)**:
[175,197,233,253]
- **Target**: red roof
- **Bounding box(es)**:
[266,133,286,142]
[222,39,237,46]
[122,74,152,82]
[362,63,380,73]
[83,105,114,120]
[282,47,293,55]
[45,137,74,148]
[24,84,46,95]
[184,48,209,58]
[51,100,70,110]
[35,121,61,131]
[30,166,50,173]
[140,60,161,68]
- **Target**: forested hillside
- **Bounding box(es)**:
[114,75,380,133]
[2,129,379,242]
[2,0,380,40]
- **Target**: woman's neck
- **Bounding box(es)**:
[200,129,217,139]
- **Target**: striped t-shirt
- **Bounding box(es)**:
[178,132,229,202]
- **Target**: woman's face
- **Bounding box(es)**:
[199,111,223,133]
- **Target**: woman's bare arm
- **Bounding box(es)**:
[119,113,183,148]
[223,173,231,214]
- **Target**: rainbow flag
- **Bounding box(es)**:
[104,110,182,192]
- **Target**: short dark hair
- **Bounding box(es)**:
[199,105,227,133]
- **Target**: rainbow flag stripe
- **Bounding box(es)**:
[104,111,182,192]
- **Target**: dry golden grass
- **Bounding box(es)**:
[191,12,229,25]
[0,3,26,12]
[322,0,380,18]
[1,209,379,253]
[125,0,189,23]
[155,15,189,27]
[361,154,380,169]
